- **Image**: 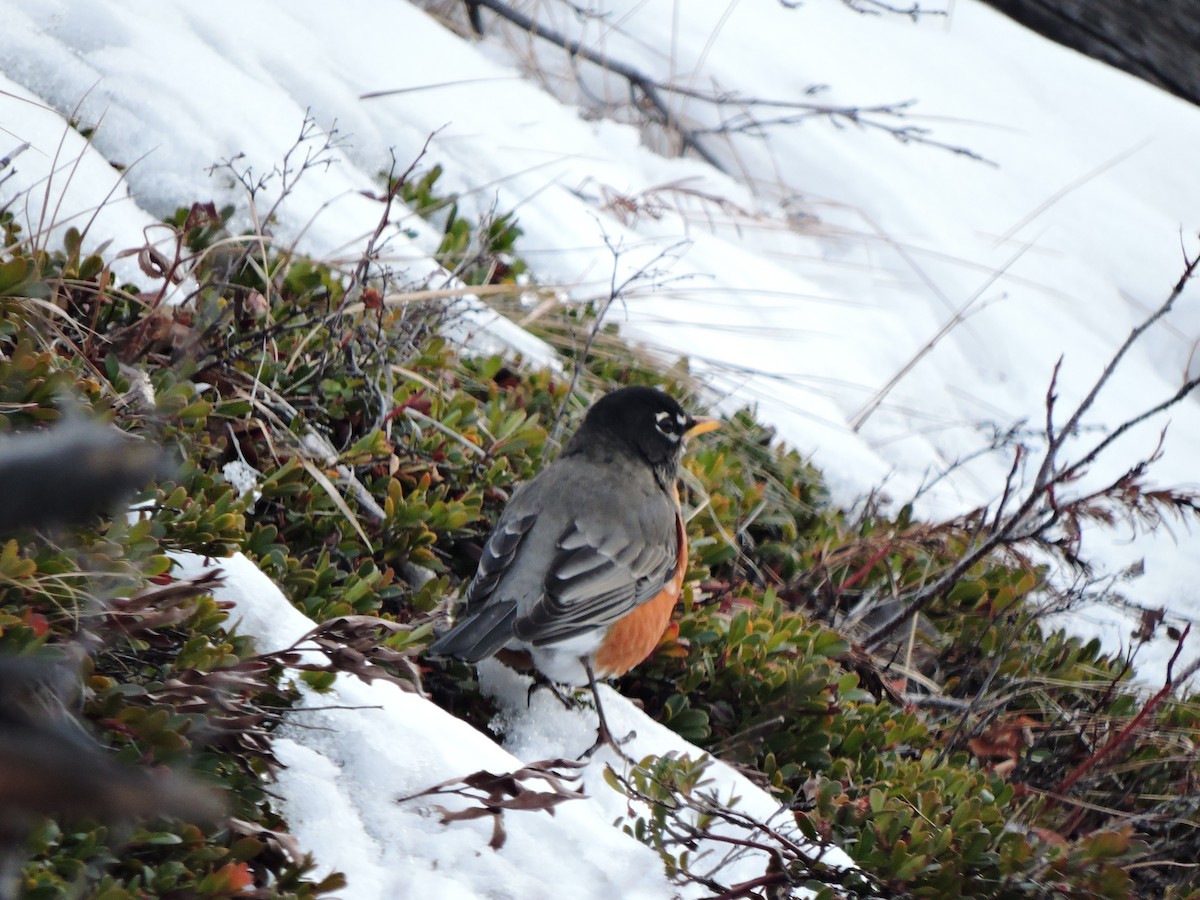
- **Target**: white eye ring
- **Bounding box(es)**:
[655,409,682,441]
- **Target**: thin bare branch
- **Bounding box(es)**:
[864,243,1200,650]
[467,0,984,170]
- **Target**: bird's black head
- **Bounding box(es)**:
[567,386,718,476]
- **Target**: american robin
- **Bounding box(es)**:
[429,386,719,747]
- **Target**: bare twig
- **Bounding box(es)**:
[606,759,876,897]
[850,237,1032,431]
[542,233,691,455]
[864,244,1200,650]
[830,0,946,18]
[399,759,586,850]
[345,133,439,301]
[466,0,984,170]
[1049,625,1199,806]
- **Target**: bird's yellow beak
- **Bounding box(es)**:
[684,416,721,438]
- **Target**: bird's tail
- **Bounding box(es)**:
[427,601,519,663]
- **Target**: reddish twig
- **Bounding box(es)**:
[1050,625,1198,804]
[837,543,893,594]
[706,870,787,900]
[864,246,1200,650]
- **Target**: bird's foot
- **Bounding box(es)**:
[579,718,637,762]
[525,672,576,710]
[576,657,637,763]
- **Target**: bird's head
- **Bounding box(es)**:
[572,386,720,472]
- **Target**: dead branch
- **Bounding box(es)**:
[782,0,946,19]
[345,134,438,302]
[542,234,692,456]
[464,0,984,171]
[864,242,1200,651]
[1049,625,1200,806]
[606,760,878,898]
[398,759,587,850]
[850,237,1031,431]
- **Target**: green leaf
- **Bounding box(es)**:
[0,256,36,296]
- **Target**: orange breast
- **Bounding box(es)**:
[593,510,687,678]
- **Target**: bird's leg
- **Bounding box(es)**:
[579,657,636,761]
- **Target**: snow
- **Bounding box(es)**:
[172,552,847,899]
[6,0,1200,895]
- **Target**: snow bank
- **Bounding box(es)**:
[173,553,846,898]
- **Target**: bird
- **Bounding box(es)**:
[429,385,719,750]
[0,417,169,534]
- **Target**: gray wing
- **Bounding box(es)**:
[429,456,678,658]
[513,479,679,647]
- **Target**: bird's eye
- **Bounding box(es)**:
[654,409,682,441]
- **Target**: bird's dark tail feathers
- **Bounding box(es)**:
[427,601,519,663]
